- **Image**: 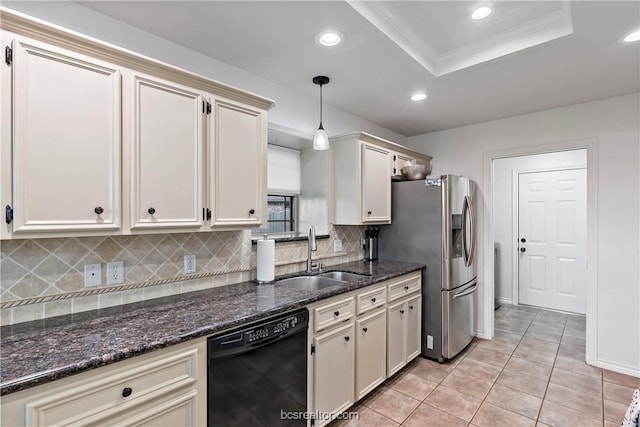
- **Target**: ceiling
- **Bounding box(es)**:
[78,1,639,137]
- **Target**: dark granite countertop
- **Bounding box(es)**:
[0,260,423,395]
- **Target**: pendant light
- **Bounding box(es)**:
[312,75,330,150]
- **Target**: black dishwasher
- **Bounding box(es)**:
[208,308,309,427]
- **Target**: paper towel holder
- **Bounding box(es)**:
[256,234,277,285]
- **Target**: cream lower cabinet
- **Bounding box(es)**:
[313,322,355,421]
[0,339,206,427]
[6,36,121,235]
[355,308,387,400]
[309,274,420,426]
[387,293,422,377]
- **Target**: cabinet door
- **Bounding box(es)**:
[114,391,198,427]
[406,294,422,361]
[392,153,413,176]
[356,309,387,400]
[210,99,266,228]
[128,73,204,230]
[11,37,121,233]
[387,300,406,377]
[314,323,355,420]
[361,143,391,223]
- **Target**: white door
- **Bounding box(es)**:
[518,169,587,314]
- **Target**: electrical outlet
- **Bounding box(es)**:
[427,335,434,349]
[106,261,124,285]
[184,254,196,274]
[84,263,102,287]
[333,239,343,253]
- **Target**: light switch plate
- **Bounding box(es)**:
[333,239,343,253]
[84,263,102,287]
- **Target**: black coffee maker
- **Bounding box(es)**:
[362,226,379,261]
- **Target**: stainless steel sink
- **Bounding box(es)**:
[276,276,345,291]
[317,271,369,282]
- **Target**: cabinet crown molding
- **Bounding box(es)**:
[330,131,433,163]
[0,7,275,111]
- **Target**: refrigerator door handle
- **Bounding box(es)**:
[462,196,471,266]
[466,195,475,265]
[453,283,478,299]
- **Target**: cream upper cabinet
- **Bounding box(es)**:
[209,98,266,228]
[361,143,391,223]
[331,133,431,226]
[391,152,413,177]
[8,36,121,235]
[127,72,204,231]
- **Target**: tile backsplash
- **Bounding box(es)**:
[0,225,364,325]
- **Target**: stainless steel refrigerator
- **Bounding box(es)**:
[378,175,477,362]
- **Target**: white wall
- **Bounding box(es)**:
[493,150,587,303]
[408,93,640,376]
[3,1,406,144]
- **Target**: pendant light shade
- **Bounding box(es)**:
[312,75,330,151]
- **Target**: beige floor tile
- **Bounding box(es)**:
[524,328,562,343]
[560,335,585,349]
[556,343,585,361]
[402,403,467,427]
[407,358,453,383]
[512,345,557,367]
[502,311,537,322]
[494,329,525,343]
[536,423,553,427]
[425,385,482,422]
[496,369,549,398]
[505,357,552,379]
[454,358,502,382]
[535,310,568,323]
[604,381,636,405]
[441,369,494,399]
[387,372,437,401]
[517,337,560,354]
[550,367,602,396]
[485,383,543,420]
[363,387,420,424]
[554,355,602,379]
[603,369,640,388]
[604,421,620,427]
[471,402,536,427]
[544,382,603,417]
[495,322,529,335]
[466,346,511,367]
[562,325,586,339]
[538,400,601,427]
[496,318,532,329]
[332,405,399,427]
[528,321,565,334]
[604,399,629,423]
[476,338,518,355]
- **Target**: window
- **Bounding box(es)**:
[252,194,296,234]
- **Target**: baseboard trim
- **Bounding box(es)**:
[498,297,513,305]
[596,358,640,378]
[475,330,488,340]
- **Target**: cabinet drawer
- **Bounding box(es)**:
[387,273,421,302]
[356,285,387,315]
[24,348,198,426]
[314,296,355,332]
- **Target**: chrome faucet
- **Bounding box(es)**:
[306,225,318,273]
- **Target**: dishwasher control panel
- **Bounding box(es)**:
[208,308,309,358]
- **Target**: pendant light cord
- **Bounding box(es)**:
[319,83,323,128]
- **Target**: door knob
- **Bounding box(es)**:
[520,238,526,243]
[362,327,368,333]
[147,207,156,215]
[520,247,526,252]
[94,206,103,215]
[249,209,255,215]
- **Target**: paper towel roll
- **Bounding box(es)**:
[256,237,275,283]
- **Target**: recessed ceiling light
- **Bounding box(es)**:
[316,31,344,47]
[623,29,640,42]
[472,6,492,20]
[411,93,428,101]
